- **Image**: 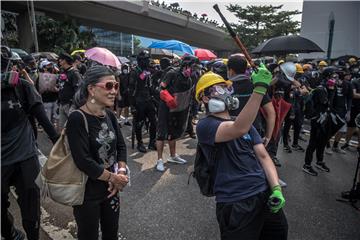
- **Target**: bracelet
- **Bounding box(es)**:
[118,167,127,173]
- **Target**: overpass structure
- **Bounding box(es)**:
[2,1,237,55]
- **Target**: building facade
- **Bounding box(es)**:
[300,1,360,60]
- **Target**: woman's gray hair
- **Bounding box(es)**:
[73,65,114,108]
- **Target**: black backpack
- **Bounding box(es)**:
[190,143,220,197]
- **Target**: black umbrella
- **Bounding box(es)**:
[252,35,324,55]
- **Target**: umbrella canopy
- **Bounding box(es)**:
[194,48,217,61]
[117,56,130,64]
[85,47,121,68]
[148,39,194,55]
[149,48,180,59]
[31,52,59,61]
[252,35,324,55]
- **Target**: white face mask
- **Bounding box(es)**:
[208,95,239,113]
[208,98,226,113]
[123,69,129,74]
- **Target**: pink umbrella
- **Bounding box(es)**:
[85,47,121,68]
[194,48,217,61]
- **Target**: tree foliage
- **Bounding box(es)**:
[36,15,96,54]
[1,11,19,47]
[226,4,301,50]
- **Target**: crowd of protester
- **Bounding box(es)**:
[2,43,360,239]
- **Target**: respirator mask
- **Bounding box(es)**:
[207,85,239,113]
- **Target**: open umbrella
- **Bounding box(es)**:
[252,35,324,55]
[85,47,121,68]
[194,48,217,61]
[148,39,194,55]
[31,52,59,61]
[117,56,130,64]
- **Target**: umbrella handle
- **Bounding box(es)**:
[213,4,256,70]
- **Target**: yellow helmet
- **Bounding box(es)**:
[295,63,304,73]
[302,64,312,71]
[278,60,285,65]
[319,61,328,67]
[349,57,357,64]
[195,72,232,102]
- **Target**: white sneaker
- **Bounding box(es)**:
[167,154,187,164]
[325,148,333,155]
[156,159,165,172]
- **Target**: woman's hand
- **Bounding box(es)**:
[107,173,129,198]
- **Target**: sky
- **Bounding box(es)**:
[138,0,304,47]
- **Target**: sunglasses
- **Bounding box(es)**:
[95,81,119,91]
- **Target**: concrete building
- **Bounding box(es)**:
[300,1,360,60]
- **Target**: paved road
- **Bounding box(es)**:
[9,123,360,240]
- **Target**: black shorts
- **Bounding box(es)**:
[348,108,360,128]
[117,94,130,108]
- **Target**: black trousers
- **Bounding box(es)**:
[216,191,288,240]
[283,111,303,146]
[134,101,157,143]
[1,156,40,240]
[305,119,328,165]
[73,195,120,240]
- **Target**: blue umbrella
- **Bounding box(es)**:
[148,39,194,55]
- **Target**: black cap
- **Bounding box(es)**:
[59,52,74,64]
[22,54,35,63]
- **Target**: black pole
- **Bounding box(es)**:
[326,12,335,63]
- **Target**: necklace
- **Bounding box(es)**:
[85,103,105,118]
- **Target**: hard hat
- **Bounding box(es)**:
[195,72,232,102]
[277,60,285,65]
[295,63,304,74]
[318,61,328,67]
[279,62,296,81]
[302,64,312,71]
[349,57,357,64]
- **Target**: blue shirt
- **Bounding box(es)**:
[196,115,268,203]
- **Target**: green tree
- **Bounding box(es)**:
[133,36,142,55]
[36,15,96,54]
[226,4,301,49]
[1,11,19,47]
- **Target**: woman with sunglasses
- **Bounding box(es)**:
[66,65,128,240]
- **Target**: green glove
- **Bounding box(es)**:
[251,63,272,95]
[268,185,285,213]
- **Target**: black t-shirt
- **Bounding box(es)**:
[333,82,352,115]
[352,78,360,110]
[229,75,271,132]
[162,68,192,95]
[1,79,42,166]
[66,109,127,199]
[58,67,82,104]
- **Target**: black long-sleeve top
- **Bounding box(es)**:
[66,109,127,199]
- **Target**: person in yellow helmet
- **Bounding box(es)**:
[195,68,288,239]
[295,63,304,74]
[318,60,328,73]
[278,59,285,65]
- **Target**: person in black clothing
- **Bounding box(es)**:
[57,52,82,131]
[155,56,195,171]
[116,64,132,126]
[67,65,129,240]
[1,46,58,240]
[303,68,347,176]
[129,50,157,153]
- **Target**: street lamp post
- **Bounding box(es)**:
[326,11,335,63]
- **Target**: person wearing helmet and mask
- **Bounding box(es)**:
[155,56,197,171]
[128,50,157,152]
[318,60,328,73]
[1,46,58,240]
[196,67,287,240]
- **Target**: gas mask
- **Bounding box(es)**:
[207,85,239,113]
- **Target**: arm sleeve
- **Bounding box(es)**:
[249,126,263,145]
[30,104,59,143]
[66,112,104,180]
[107,110,127,163]
[196,117,222,146]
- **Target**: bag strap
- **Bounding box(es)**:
[71,109,89,133]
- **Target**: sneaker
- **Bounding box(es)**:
[137,143,147,153]
[302,164,318,176]
[341,190,360,200]
[315,162,330,172]
[292,144,305,152]
[124,121,132,126]
[156,159,165,172]
[167,154,187,164]
[283,145,292,153]
[272,157,281,167]
[279,179,287,188]
[340,143,350,150]
[325,148,333,155]
[332,147,346,154]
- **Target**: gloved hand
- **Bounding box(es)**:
[160,89,177,109]
[268,185,285,213]
[251,63,272,95]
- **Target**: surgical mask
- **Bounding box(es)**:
[207,85,239,113]
[122,69,128,74]
[182,67,192,78]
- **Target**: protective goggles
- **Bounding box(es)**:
[208,85,234,97]
[96,81,119,91]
